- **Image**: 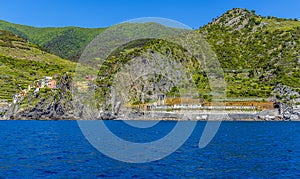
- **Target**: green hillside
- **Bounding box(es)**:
[0,20,106,61]
[1,8,300,104]
[198,8,300,99]
[94,9,300,104]
[0,29,92,101]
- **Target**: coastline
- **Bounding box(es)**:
[2,111,299,121]
[116,111,300,121]
[1,98,299,121]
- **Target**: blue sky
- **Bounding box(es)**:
[0,0,299,29]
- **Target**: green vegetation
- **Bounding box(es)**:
[95,9,300,103]
[1,8,300,104]
[199,8,300,99]
[0,29,94,101]
[0,20,106,61]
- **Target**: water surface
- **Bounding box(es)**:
[0,121,299,178]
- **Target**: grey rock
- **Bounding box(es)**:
[99,111,117,120]
[7,74,78,120]
[290,114,300,121]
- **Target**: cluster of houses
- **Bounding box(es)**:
[13,76,56,104]
[13,74,95,104]
[33,76,56,94]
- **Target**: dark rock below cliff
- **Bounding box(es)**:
[10,74,83,120]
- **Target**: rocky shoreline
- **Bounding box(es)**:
[1,92,299,121]
[1,104,299,121]
[114,110,300,121]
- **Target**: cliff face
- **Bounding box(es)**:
[4,74,81,120]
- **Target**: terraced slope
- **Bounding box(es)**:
[0,30,77,101]
[0,20,105,61]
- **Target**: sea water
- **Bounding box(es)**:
[0,121,299,178]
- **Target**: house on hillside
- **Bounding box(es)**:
[35,76,56,89]
[85,75,95,81]
[48,79,56,89]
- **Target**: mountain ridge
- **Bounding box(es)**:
[0,19,106,61]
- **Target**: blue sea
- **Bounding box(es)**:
[0,121,299,178]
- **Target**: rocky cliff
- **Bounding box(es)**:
[3,74,82,120]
